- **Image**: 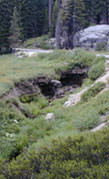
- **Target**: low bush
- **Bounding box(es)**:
[74,108,99,130]
[2,129,109,178]
[88,58,105,80]
[73,48,96,66]
[23,35,55,49]
[81,82,105,102]
[96,42,106,51]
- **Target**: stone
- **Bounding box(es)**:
[45,113,55,121]
[6,133,15,138]
[90,123,106,132]
[13,120,19,124]
[51,80,62,87]
[73,25,109,51]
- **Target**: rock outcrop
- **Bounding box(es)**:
[73,25,109,51]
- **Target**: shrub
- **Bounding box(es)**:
[81,82,105,102]
[37,97,48,109]
[74,108,99,130]
[96,42,106,51]
[88,59,105,80]
[3,129,109,178]
[73,48,96,66]
[23,35,55,49]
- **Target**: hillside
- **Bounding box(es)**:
[0,49,109,178]
[0,0,109,178]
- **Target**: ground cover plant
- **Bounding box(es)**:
[0,128,109,178]
[0,49,108,178]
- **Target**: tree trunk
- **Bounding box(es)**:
[105,0,109,24]
[49,0,53,32]
[55,0,62,49]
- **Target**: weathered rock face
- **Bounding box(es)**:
[73,25,109,51]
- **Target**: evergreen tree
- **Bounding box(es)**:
[0,0,13,54]
[49,0,53,32]
[9,6,21,47]
[16,0,48,41]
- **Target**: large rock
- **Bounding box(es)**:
[73,25,109,51]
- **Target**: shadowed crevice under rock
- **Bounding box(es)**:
[37,65,88,99]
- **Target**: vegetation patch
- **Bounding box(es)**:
[81,82,105,102]
[23,35,55,49]
[19,93,39,103]
[0,49,108,177]
[96,42,107,51]
[88,57,105,80]
[0,129,109,178]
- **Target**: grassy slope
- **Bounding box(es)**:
[0,49,109,177]
[0,50,74,96]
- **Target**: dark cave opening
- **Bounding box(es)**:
[60,72,87,87]
[37,66,88,99]
[38,82,55,98]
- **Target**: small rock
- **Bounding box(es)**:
[6,133,15,138]
[51,80,62,87]
[13,120,19,124]
[45,113,55,121]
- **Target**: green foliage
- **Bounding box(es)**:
[9,6,22,47]
[24,35,55,49]
[96,42,107,51]
[88,57,105,80]
[2,129,109,178]
[16,0,49,40]
[73,48,96,66]
[73,49,105,82]
[0,50,108,176]
[0,50,74,96]
[81,82,105,102]
[0,0,13,54]
[74,108,99,130]
[20,92,39,103]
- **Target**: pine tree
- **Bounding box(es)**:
[9,6,21,47]
[49,0,53,32]
[0,0,13,54]
[16,0,48,41]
